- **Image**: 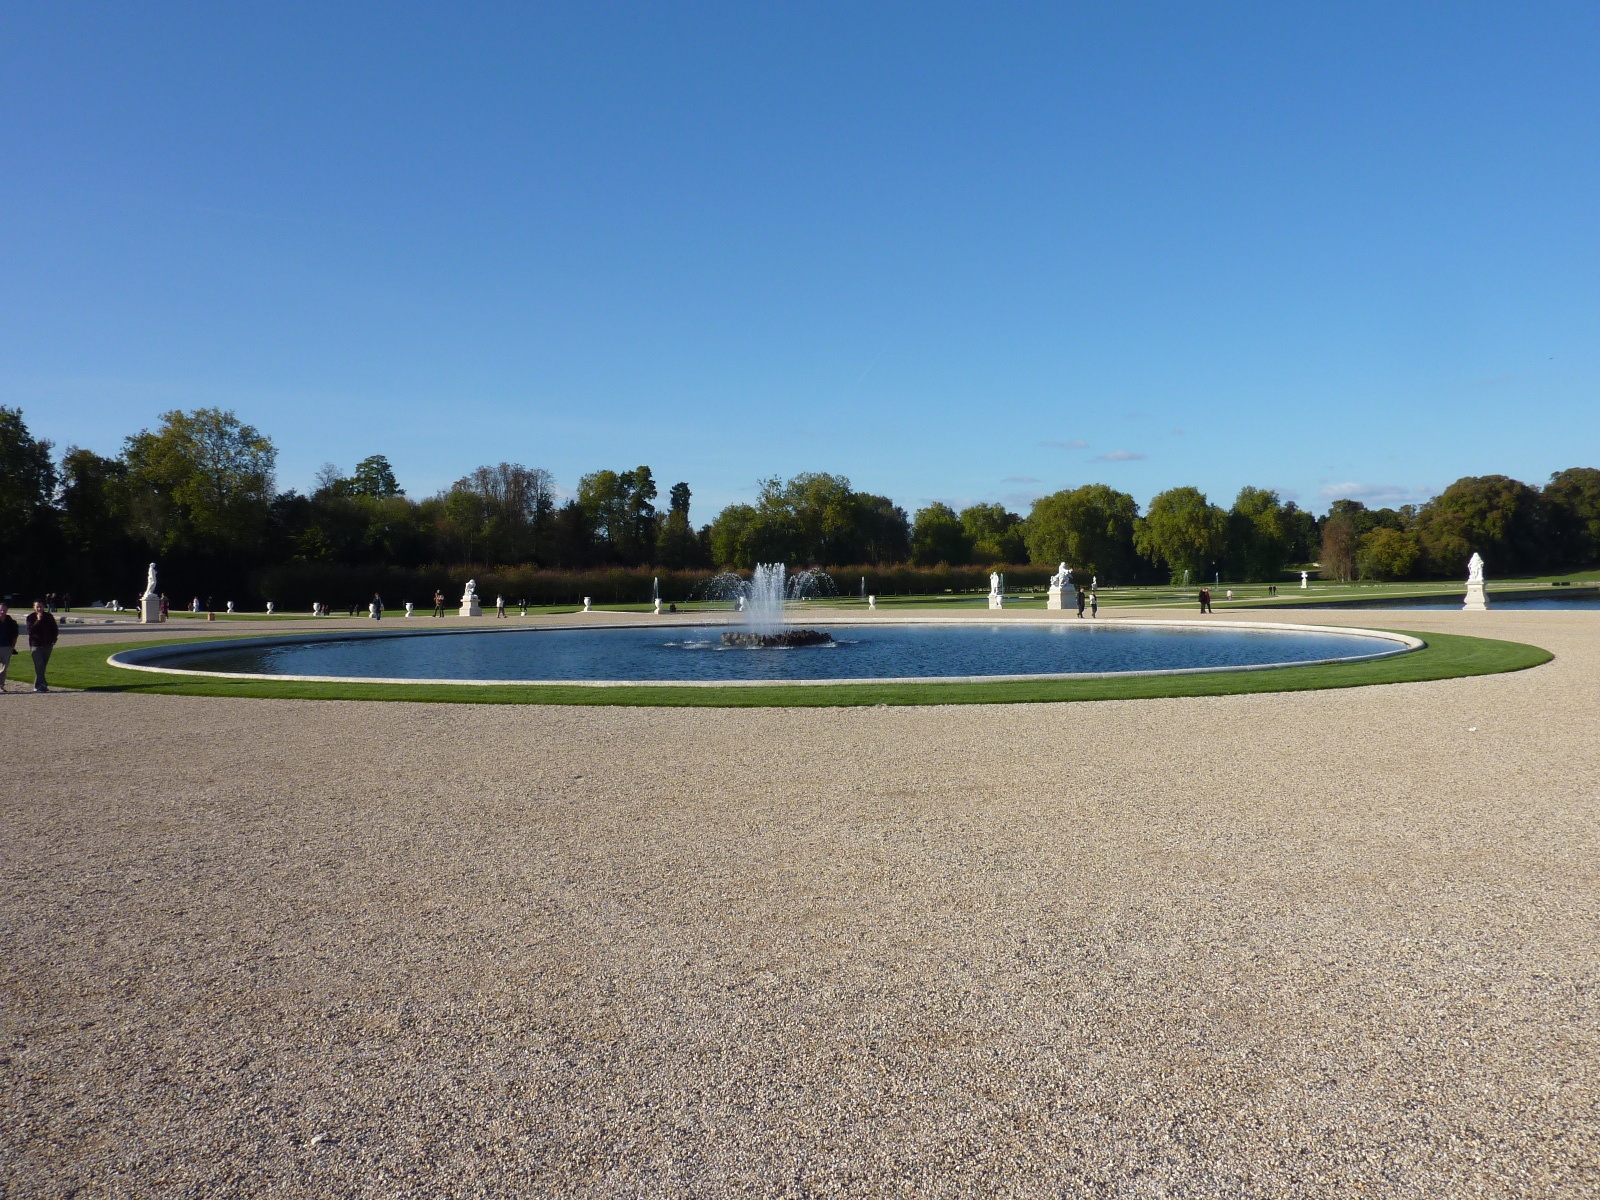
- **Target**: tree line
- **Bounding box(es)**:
[1,405,1596,603]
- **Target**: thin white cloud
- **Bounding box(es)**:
[1319,482,1437,507]
[1093,449,1147,462]
[997,490,1046,510]
[1040,438,1089,450]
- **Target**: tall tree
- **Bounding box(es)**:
[910,503,970,566]
[1225,487,1293,582]
[1133,487,1227,583]
[655,481,701,568]
[350,455,403,499]
[121,408,276,558]
[959,503,1027,563]
[0,408,60,588]
[1025,485,1140,581]
[1320,512,1358,582]
[1544,467,1600,567]
[1412,475,1546,576]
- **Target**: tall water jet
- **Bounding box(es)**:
[696,563,837,648]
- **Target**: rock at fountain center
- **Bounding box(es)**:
[722,629,835,648]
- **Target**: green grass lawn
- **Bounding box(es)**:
[10,628,1551,707]
[127,572,1597,623]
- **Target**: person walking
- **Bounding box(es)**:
[1199,587,1212,614]
[371,593,383,620]
[1076,588,1086,618]
[496,595,507,618]
[1090,590,1099,618]
[0,603,17,692]
[159,593,169,621]
[26,599,58,692]
[433,589,445,618]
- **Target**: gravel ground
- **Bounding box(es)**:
[2,609,1596,1198]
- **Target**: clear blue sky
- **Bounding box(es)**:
[3,3,1596,520]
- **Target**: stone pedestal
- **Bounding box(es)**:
[139,596,160,624]
[459,599,482,617]
[1463,582,1489,611]
[988,592,1004,610]
[1046,585,1075,611]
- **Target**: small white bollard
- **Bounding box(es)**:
[583,597,592,612]
[405,601,415,617]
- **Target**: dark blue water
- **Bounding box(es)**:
[1310,592,1600,610]
[150,622,1402,682]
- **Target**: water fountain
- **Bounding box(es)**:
[696,564,837,648]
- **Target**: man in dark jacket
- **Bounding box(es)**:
[26,600,58,692]
[0,603,17,692]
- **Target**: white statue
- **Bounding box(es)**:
[1464,552,1488,611]
[138,563,161,623]
[1300,570,1309,589]
[1046,562,1075,610]
[459,579,483,617]
[988,571,1004,610]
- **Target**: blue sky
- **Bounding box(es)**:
[3,3,1597,520]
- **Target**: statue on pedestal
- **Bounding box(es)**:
[1463,552,1489,611]
[459,578,483,617]
[988,571,1004,610]
[138,563,162,624]
[1046,562,1076,610]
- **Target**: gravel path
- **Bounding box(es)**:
[2,609,1596,1198]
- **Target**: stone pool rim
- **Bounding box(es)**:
[105,617,1425,688]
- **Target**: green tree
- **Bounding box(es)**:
[578,465,657,564]
[1134,487,1226,583]
[350,455,402,499]
[959,503,1026,563]
[1320,512,1358,582]
[655,481,701,568]
[705,473,909,567]
[1283,502,1320,562]
[1026,484,1141,581]
[122,408,276,557]
[1544,467,1600,567]
[59,447,130,556]
[1357,527,1420,580]
[0,408,60,587]
[443,462,555,563]
[911,502,970,566]
[1225,486,1292,582]
[1413,475,1546,576]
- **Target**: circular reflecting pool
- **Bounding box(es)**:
[121,620,1414,685]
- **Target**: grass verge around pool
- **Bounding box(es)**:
[10,629,1552,706]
